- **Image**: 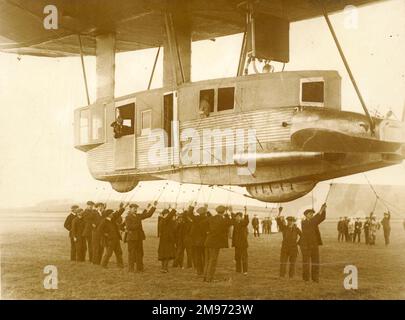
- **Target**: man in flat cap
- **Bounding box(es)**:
[231,207,249,275]
[173,210,193,269]
[82,201,96,262]
[353,217,362,243]
[100,208,124,268]
[337,217,345,242]
[276,207,302,279]
[71,209,86,261]
[125,201,157,272]
[158,207,177,272]
[203,205,233,282]
[64,205,79,261]
[184,202,209,276]
[363,216,371,244]
[299,203,326,283]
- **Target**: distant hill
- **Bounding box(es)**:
[1,183,404,220]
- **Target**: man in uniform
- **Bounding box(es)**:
[368,215,380,245]
[364,216,371,244]
[100,208,125,268]
[173,212,193,269]
[91,202,106,265]
[71,209,86,262]
[125,201,157,272]
[64,205,78,261]
[337,217,345,242]
[276,213,301,278]
[353,217,363,243]
[251,215,260,237]
[299,203,326,283]
[381,212,391,245]
[261,219,267,235]
[231,208,249,275]
[348,218,355,242]
[203,205,233,282]
[185,203,209,275]
[268,217,273,234]
[82,201,96,262]
[343,217,349,242]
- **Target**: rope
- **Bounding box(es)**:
[324,180,334,203]
[226,186,232,207]
[371,197,378,213]
[127,182,143,203]
[363,174,380,201]
[174,183,182,205]
[206,185,214,205]
[192,184,203,203]
[154,182,169,202]
[362,173,405,218]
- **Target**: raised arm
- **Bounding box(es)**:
[184,201,197,221]
[276,216,286,232]
[223,213,233,227]
[140,201,158,220]
[241,214,250,227]
[312,203,327,225]
[112,202,128,220]
[169,208,177,219]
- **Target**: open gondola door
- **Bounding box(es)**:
[163,91,179,166]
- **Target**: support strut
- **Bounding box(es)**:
[78,34,90,105]
[321,5,375,134]
[148,46,161,90]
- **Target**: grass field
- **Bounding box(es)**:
[1,212,405,300]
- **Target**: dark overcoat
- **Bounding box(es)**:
[158,209,177,260]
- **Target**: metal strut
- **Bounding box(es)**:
[164,12,185,85]
[78,34,90,105]
[321,5,375,134]
[148,46,161,90]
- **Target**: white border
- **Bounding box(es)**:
[299,77,325,107]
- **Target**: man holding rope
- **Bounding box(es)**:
[299,203,327,283]
[125,201,158,273]
[203,205,233,282]
[276,207,302,279]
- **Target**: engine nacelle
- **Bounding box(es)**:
[110,180,139,193]
[246,181,316,203]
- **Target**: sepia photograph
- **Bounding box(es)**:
[0,0,405,305]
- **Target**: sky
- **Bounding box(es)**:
[0,0,405,208]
